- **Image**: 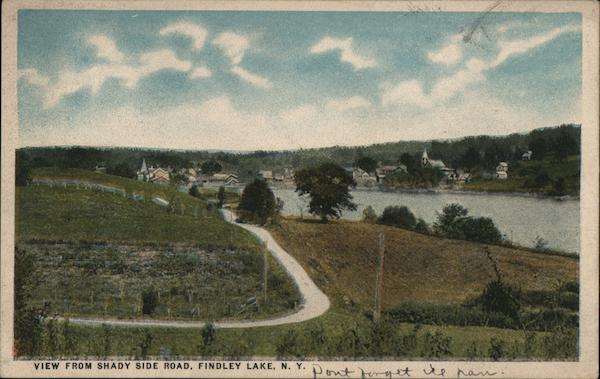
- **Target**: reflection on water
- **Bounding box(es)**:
[273,189,580,254]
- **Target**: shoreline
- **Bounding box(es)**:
[272,184,579,201]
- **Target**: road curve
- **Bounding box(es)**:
[63,209,330,329]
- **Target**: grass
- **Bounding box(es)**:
[462,155,580,196]
[14,168,301,322]
[27,309,572,360]
[16,186,256,249]
[17,242,300,321]
[266,218,578,310]
[14,168,578,360]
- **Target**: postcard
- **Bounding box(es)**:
[1,0,598,378]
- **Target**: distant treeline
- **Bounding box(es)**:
[16,124,580,181]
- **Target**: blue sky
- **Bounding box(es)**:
[18,10,581,150]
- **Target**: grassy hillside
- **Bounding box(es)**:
[17,168,256,248]
[14,169,301,322]
[267,218,578,309]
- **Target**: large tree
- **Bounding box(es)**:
[238,178,276,225]
[294,163,357,221]
[201,159,222,176]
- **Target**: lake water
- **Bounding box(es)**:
[273,189,580,254]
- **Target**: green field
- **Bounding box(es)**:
[15,169,300,325]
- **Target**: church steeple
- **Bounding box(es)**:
[421,148,429,166]
[140,159,148,174]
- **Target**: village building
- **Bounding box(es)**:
[211,173,239,186]
[353,168,378,187]
[421,149,456,179]
[375,165,408,183]
[136,159,170,185]
[495,162,509,179]
[94,163,107,174]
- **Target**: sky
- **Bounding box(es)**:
[17,10,581,151]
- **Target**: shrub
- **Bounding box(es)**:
[369,320,397,356]
[533,171,551,188]
[362,206,378,223]
[378,206,416,229]
[433,203,501,244]
[559,281,579,294]
[457,217,502,244]
[421,330,452,358]
[478,280,522,320]
[415,218,430,234]
[141,288,159,315]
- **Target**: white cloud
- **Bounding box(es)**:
[381,79,433,108]
[213,32,250,65]
[280,104,319,124]
[87,35,124,63]
[310,36,376,70]
[383,25,580,109]
[325,96,371,112]
[190,66,212,79]
[491,24,579,68]
[159,21,208,49]
[230,66,272,89]
[18,68,49,87]
[427,34,463,65]
[43,47,192,109]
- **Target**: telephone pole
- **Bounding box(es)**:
[373,233,385,322]
[263,241,269,304]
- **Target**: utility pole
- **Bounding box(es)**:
[263,241,269,304]
[373,233,385,322]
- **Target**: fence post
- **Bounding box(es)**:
[373,233,385,322]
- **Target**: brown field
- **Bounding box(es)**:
[268,218,578,310]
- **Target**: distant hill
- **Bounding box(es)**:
[16,124,580,182]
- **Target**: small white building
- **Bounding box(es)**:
[522,150,533,160]
[495,162,509,179]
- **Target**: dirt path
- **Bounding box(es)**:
[62,209,330,329]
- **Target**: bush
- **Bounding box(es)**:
[477,280,522,320]
[533,171,551,188]
[415,218,430,234]
[421,330,452,358]
[522,290,579,311]
[433,203,501,244]
[141,288,159,315]
[457,217,502,244]
[378,206,416,229]
[362,206,378,223]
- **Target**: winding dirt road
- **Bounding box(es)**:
[62,208,330,329]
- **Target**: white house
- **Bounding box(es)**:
[522,150,533,160]
[495,162,509,179]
